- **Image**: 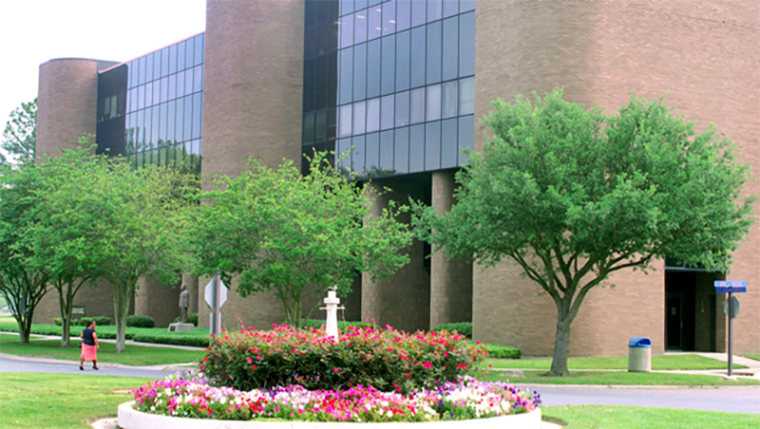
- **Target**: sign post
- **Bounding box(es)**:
[714,280,746,377]
[204,270,228,338]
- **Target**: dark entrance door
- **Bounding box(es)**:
[666,293,684,350]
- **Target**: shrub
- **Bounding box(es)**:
[132,333,209,347]
[486,343,521,359]
[54,316,112,327]
[173,313,199,326]
[126,315,155,328]
[299,318,373,331]
[431,322,472,339]
[202,324,486,393]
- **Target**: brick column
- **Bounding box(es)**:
[429,170,472,328]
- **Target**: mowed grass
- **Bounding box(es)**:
[543,405,760,429]
[0,372,152,429]
[0,333,205,366]
[484,370,760,386]
[742,353,760,361]
[485,354,746,370]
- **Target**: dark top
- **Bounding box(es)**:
[82,328,96,346]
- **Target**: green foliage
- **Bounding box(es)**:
[131,332,208,347]
[54,316,112,327]
[299,318,373,330]
[0,162,50,343]
[126,315,156,328]
[173,312,199,326]
[413,89,754,376]
[1,98,36,166]
[485,343,521,359]
[190,151,412,327]
[431,322,473,339]
[202,325,486,393]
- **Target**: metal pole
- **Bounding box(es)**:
[728,291,733,377]
[214,269,221,335]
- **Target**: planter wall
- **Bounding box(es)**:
[118,402,542,429]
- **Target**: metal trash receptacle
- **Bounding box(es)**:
[628,337,651,372]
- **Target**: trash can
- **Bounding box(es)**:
[628,337,651,372]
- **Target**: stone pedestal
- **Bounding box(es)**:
[168,322,195,333]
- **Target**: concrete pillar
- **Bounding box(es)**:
[37,58,114,159]
[362,182,430,332]
[429,170,472,328]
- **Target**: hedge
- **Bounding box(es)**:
[54,316,112,326]
[486,343,521,359]
[431,322,473,339]
[172,313,199,326]
[126,315,155,328]
[299,318,373,331]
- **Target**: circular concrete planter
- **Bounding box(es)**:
[118,402,542,429]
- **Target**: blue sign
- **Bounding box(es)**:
[714,281,747,293]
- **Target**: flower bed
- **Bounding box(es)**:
[130,373,540,423]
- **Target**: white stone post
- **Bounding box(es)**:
[323,286,341,339]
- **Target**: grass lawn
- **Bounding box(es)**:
[484,370,760,386]
[543,405,760,429]
[485,354,747,370]
[0,372,152,429]
[0,333,205,366]
[742,353,760,361]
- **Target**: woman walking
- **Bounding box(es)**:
[79,320,99,370]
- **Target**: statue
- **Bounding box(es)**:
[178,284,190,323]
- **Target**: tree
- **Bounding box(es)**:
[2,98,36,166]
[24,142,111,346]
[190,152,413,327]
[0,164,49,343]
[83,160,194,352]
[413,89,754,376]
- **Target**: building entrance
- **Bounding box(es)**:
[664,270,721,352]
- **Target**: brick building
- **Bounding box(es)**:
[35,0,759,356]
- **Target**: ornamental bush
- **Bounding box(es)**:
[201,325,486,393]
[127,314,155,328]
[54,316,112,326]
[173,313,199,326]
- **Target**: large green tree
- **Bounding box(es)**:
[190,152,413,327]
[413,89,754,376]
[0,164,49,343]
[84,160,194,352]
[2,98,36,166]
[24,142,111,346]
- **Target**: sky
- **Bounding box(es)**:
[0,0,206,123]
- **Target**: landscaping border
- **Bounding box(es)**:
[117,402,542,429]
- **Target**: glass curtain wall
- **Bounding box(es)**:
[118,33,205,173]
[324,0,475,178]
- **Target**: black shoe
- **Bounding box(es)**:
[93,366,99,370]
[79,366,84,371]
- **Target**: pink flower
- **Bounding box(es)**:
[423,361,432,369]
[247,357,253,364]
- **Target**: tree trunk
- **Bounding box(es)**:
[113,285,130,353]
[58,289,71,347]
[549,312,572,376]
[17,318,30,344]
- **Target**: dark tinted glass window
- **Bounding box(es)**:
[459,11,475,77]
[366,39,381,98]
[460,0,476,12]
[396,0,410,30]
[316,109,327,142]
[380,94,394,130]
[442,80,457,118]
[427,0,442,21]
[353,100,366,134]
[351,135,365,173]
[368,4,382,40]
[410,26,426,88]
[409,124,424,172]
[365,131,380,171]
[353,43,366,100]
[161,48,169,76]
[410,87,425,123]
[303,112,315,143]
[379,129,394,171]
[195,34,204,65]
[340,15,353,48]
[177,41,186,70]
[458,114,474,163]
[339,48,353,104]
[366,97,380,132]
[381,35,395,95]
[395,30,410,91]
[395,90,409,127]
[442,16,458,80]
[382,0,395,35]
[426,21,442,84]
[394,126,409,174]
[443,0,458,17]
[354,11,367,44]
[425,121,441,170]
[411,0,426,27]
[441,118,457,168]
